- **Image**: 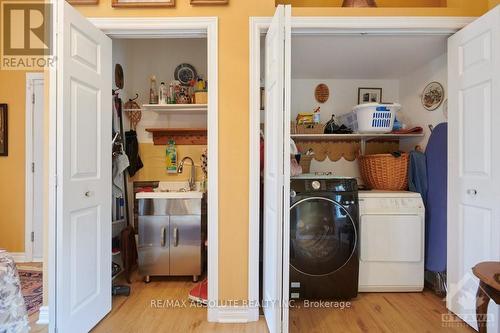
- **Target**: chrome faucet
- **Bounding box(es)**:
[177,156,196,191]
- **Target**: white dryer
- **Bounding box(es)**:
[358,191,425,292]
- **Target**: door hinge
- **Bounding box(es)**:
[32,93,35,104]
[32,162,35,173]
[31,231,34,242]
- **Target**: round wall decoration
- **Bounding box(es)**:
[315,83,330,103]
[174,63,197,86]
[421,81,444,111]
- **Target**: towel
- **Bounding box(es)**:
[113,153,129,196]
[408,150,428,206]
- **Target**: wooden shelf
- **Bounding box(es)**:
[291,133,424,155]
[291,133,424,141]
[133,104,207,114]
[146,128,207,145]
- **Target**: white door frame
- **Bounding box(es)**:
[248,15,474,315]
[49,17,219,332]
[25,72,44,262]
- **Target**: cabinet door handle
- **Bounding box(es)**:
[160,227,166,247]
[173,227,179,247]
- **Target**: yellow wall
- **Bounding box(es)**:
[0,71,28,252]
[0,0,492,302]
[131,144,206,182]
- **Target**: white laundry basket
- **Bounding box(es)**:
[352,103,400,134]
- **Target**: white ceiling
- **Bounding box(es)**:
[291,34,448,79]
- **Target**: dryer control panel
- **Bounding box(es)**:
[359,196,424,214]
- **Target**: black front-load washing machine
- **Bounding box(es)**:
[289,176,359,300]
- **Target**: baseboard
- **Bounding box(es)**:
[208,306,259,323]
[37,306,49,325]
[10,252,27,263]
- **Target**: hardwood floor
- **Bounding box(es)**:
[92,274,268,333]
[30,272,475,333]
[289,290,475,333]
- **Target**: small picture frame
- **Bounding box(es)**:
[358,87,382,104]
[0,104,8,156]
[112,0,175,8]
[191,0,228,4]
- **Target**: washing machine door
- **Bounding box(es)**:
[290,196,357,276]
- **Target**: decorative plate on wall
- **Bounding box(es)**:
[174,63,197,86]
[421,81,444,111]
[315,83,329,103]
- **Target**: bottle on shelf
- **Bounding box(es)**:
[149,75,159,104]
[168,81,176,104]
[159,82,168,105]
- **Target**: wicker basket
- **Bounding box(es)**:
[299,155,314,173]
[292,122,325,134]
[358,153,409,190]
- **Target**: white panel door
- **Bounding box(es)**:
[56,2,112,332]
[448,6,500,332]
[263,4,291,333]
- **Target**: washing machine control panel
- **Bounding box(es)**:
[291,178,358,193]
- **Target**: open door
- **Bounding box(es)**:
[55,2,112,332]
[263,4,291,333]
[447,6,500,332]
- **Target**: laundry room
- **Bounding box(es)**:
[254,18,498,331]
[106,34,214,330]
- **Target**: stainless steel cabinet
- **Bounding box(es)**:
[137,198,202,282]
[138,216,170,277]
[170,215,201,276]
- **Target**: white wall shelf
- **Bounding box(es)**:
[291,133,424,154]
[123,104,208,114]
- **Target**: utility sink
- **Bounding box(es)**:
[136,181,203,282]
[136,181,203,199]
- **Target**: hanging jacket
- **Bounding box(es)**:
[125,130,143,177]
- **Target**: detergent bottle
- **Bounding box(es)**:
[166,139,177,174]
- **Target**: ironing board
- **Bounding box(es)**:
[425,122,448,272]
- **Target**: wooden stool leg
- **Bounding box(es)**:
[476,281,490,333]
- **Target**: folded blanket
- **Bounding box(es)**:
[0,250,29,333]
